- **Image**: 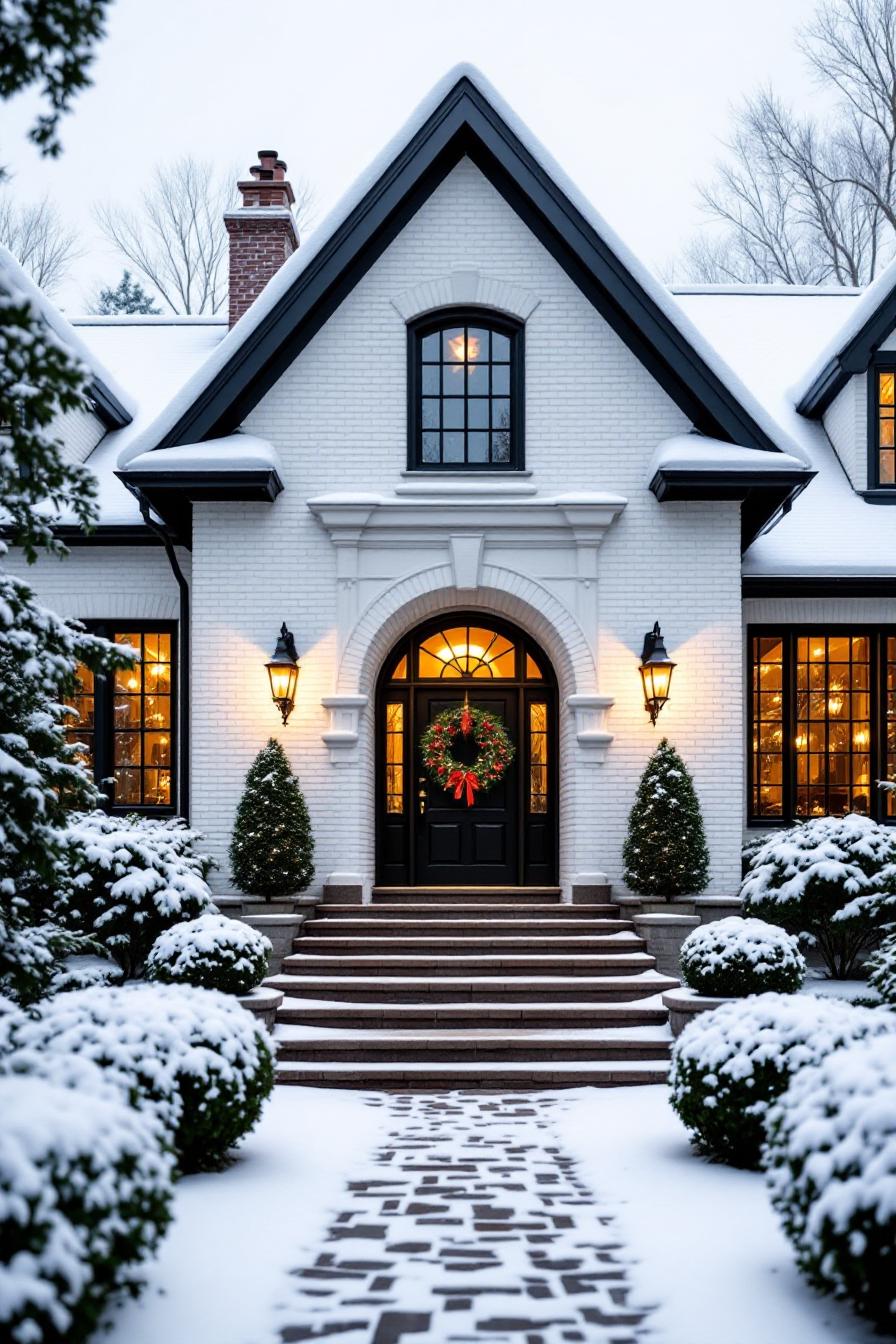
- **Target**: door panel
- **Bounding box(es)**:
[414,690,519,885]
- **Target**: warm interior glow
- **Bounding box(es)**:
[268,664,298,703]
[438,643,489,664]
[447,333,480,363]
[853,726,870,749]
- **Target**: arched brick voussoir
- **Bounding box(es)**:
[336,563,597,700]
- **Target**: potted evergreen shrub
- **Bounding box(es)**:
[622,738,709,905]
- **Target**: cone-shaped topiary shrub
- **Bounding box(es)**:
[230,739,315,898]
[622,739,709,898]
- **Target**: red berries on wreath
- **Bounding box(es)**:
[420,704,515,807]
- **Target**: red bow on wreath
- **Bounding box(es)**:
[447,768,480,807]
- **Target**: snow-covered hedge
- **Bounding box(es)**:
[669,992,893,1168]
[740,814,896,978]
[56,812,215,977]
[763,1034,896,1328]
[867,931,896,1005]
[0,984,274,1173]
[0,1074,174,1344]
[146,913,271,995]
[0,917,115,1008]
[679,916,806,997]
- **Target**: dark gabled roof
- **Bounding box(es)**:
[797,257,896,416]
[130,67,796,459]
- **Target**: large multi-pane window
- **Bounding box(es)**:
[63,622,177,813]
[873,368,896,487]
[409,311,522,469]
[749,627,895,823]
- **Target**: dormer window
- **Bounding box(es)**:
[408,310,523,470]
[872,366,896,488]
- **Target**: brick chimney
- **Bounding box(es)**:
[225,150,300,327]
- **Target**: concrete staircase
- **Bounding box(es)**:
[267,885,678,1089]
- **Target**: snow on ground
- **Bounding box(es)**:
[800,975,872,1002]
[555,1085,878,1344]
[101,1086,384,1344]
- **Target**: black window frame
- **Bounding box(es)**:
[867,357,896,491]
[407,308,525,471]
[68,619,179,818]
[747,623,896,827]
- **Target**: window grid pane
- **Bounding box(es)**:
[752,636,784,816]
[113,631,173,807]
[385,701,404,814]
[64,663,95,774]
[418,320,513,467]
[529,701,548,814]
[795,634,871,818]
[878,370,896,486]
[417,626,518,679]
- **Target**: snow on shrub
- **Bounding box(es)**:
[0,984,274,1173]
[740,814,896,978]
[763,1033,896,1328]
[679,916,806,997]
[669,992,893,1168]
[0,1075,174,1344]
[867,930,896,1006]
[146,913,271,995]
[57,812,215,977]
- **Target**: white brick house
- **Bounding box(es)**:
[7,65,896,904]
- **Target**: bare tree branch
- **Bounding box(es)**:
[0,192,82,294]
[94,155,315,314]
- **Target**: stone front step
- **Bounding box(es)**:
[371,886,564,905]
[304,917,634,937]
[276,998,670,1029]
[292,934,645,956]
[313,902,620,920]
[280,951,656,977]
[274,1023,672,1063]
[274,1058,670,1088]
[267,969,678,1003]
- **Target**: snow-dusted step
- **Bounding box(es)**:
[274,1021,672,1063]
[304,916,633,936]
[267,969,678,1003]
[275,1057,670,1088]
[371,886,565,905]
[276,996,670,1029]
[313,902,620,920]
[293,933,645,955]
[281,950,656,976]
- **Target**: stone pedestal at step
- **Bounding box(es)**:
[693,896,743,924]
[214,893,321,974]
[630,913,700,977]
[662,986,735,1037]
[236,985,283,1031]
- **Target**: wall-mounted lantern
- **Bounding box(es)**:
[266,623,300,724]
[639,622,676,725]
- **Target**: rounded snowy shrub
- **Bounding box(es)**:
[146,913,272,995]
[669,992,893,1168]
[57,812,215,976]
[741,814,896,978]
[0,1074,174,1344]
[763,1033,896,1328]
[679,917,806,997]
[867,930,896,1005]
[0,984,274,1173]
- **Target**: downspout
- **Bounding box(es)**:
[127,486,191,822]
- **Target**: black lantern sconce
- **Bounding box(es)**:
[266,623,300,724]
[639,622,676,725]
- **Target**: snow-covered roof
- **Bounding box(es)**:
[124,434,282,475]
[651,434,809,475]
[794,255,896,410]
[673,287,896,577]
[117,64,805,467]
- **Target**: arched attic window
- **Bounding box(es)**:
[408,309,524,470]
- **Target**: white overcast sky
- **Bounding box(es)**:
[3,0,825,310]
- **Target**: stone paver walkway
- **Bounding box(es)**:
[279,1092,653,1343]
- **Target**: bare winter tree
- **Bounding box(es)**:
[680,0,896,285]
[95,155,315,314]
[0,193,82,294]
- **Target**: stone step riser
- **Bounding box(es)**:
[276,1046,672,1063]
[273,983,672,1004]
[282,954,654,976]
[276,1007,668,1028]
[274,1066,668,1089]
[371,891,565,905]
[312,904,620,920]
[292,937,646,955]
[303,920,634,937]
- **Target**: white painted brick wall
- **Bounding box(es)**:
[187,158,744,897]
[49,405,106,467]
[3,545,186,619]
[823,376,866,491]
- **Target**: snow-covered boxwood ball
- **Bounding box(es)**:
[0,984,274,1173]
[867,930,896,1005]
[763,1033,896,1329]
[741,814,896,978]
[669,992,893,1168]
[56,812,215,977]
[679,916,806,997]
[145,913,272,995]
[0,1075,174,1344]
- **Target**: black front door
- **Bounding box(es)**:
[414,688,519,886]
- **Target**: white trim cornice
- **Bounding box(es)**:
[390,269,541,323]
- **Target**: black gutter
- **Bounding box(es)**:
[128,485,191,822]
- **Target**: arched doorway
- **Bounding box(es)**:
[375,613,558,886]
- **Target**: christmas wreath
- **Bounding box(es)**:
[420,701,515,806]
